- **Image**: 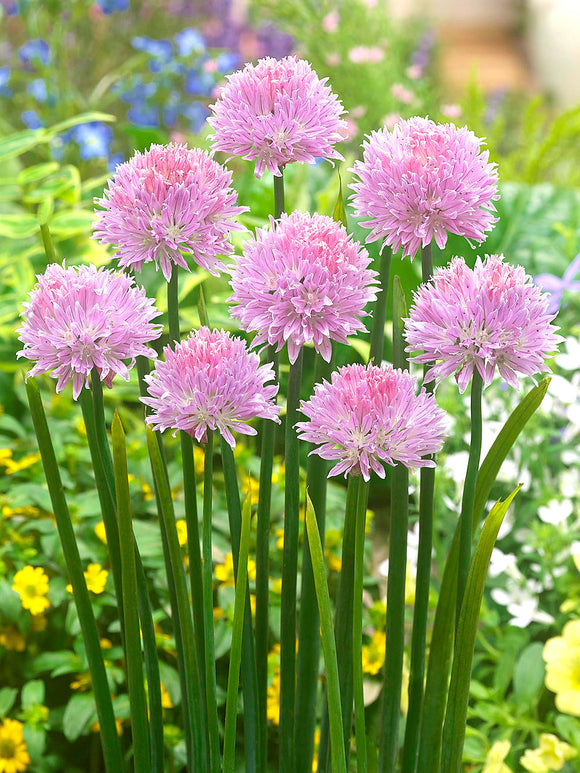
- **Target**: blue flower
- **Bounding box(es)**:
[0,67,11,97]
[131,36,173,63]
[535,252,580,313]
[69,122,113,160]
[117,78,157,104]
[163,91,182,128]
[95,0,129,12]
[184,68,215,97]
[181,102,209,133]
[27,78,48,102]
[127,103,159,128]
[216,52,240,74]
[174,28,205,57]
[18,39,51,66]
[107,152,124,171]
[21,110,44,129]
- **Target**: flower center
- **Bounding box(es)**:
[25,584,39,598]
[0,738,16,759]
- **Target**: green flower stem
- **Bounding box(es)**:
[402,246,434,773]
[379,461,409,773]
[91,369,115,487]
[112,413,151,773]
[456,369,484,627]
[369,246,392,364]
[221,437,259,773]
[26,378,124,773]
[255,346,278,772]
[202,431,221,772]
[274,171,285,219]
[295,354,331,773]
[279,350,304,773]
[352,476,370,773]
[40,223,57,263]
[167,266,180,342]
[223,492,253,773]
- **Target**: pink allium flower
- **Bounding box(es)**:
[441,103,462,119]
[348,46,385,64]
[404,254,562,393]
[406,64,423,80]
[229,211,379,364]
[296,363,447,481]
[350,117,499,258]
[93,143,246,281]
[391,83,415,104]
[208,56,347,178]
[17,263,162,400]
[322,10,340,32]
[141,327,280,447]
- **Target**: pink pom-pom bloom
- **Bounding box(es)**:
[93,143,246,281]
[208,56,347,178]
[404,254,562,393]
[349,116,499,258]
[17,263,162,400]
[229,210,379,364]
[141,327,280,448]
[296,363,447,481]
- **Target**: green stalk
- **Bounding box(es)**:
[223,492,253,773]
[167,266,180,342]
[379,461,409,773]
[369,246,392,364]
[26,378,123,773]
[456,370,484,626]
[279,351,304,773]
[112,414,151,773]
[295,353,332,773]
[202,432,221,772]
[221,437,259,773]
[274,171,285,219]
[352,476,370,773]
[40,223,57,263]
[91,369,115,488]
[402,246,434,773]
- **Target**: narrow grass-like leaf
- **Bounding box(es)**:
[197,285,209,327]
[305,492,348,773]
[223,489,253,773]
[441,486,522,773]
[332,172,348,228]
[112,413,151,773]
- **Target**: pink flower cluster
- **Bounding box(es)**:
[18,263,162,399]
[296,363,447,481]
[93,143,246,281]
[350,116,499,258]
[229,211,379,363]
[404,254,562,393]
[208,56,347,178]
[141,327,280,448]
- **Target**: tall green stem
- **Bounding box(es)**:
[369,246,392,364]
[279,351,304,773]
[40,223,57,263]
[274,171,285,220]
[456,370,484,626]
[167,266,180,342]
[352,476,370,773]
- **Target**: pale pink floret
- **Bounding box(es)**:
[350,116,499,258]
[141,327,280,448]
[296,363,447,481]
[229,211,379,364]
[208,56,347,178]
[17,263,162,400]
[93,143,246,281]
[404,254,562,393]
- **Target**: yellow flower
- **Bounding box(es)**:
[91,717,123,736]
[400,654,410,716]
[67,564,108,595]
[160,683,173,709]
[141,483,154,501]
[176,520,188,547]
[213,607,224,621]
[544,620,580,715]
[405,564,416,606]
[267,671,280,725]
[242,476,259,500]
[275,529,284,551]
[312,728,321,772]
[0,718,30,773]
[0,451,40,476]
[193,446,205,477]
[0,626,25,652]
[271,578,283,595]
[520,734,576,772]
[95,521,107,544]
[70,672,92,692]
[12,566,50,616]
[325,549,342,573]
[215,553,256,586]
[361,631,386,676]
[2,506,40,520]
[483,740,512,773]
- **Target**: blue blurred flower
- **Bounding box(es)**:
[69,122,113,160]
[117,78,157,104]
[182,102,209,133]
[132,36,173,62]
[535,253,580,314]
[27,78,48,102]
[18,39,51,66]
[0,66,11,97]
[107,152,124,171]
[127,102,159,128]
[95,0,129,12]
[21,110,43,129]
[184,68,215,97]
[216,51,240,74]
[174,28,205,57]
[163,91,182,128]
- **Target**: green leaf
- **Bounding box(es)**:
[513,642,545,706]
[0,130,44,161]
[62,693,97,741]
[23,166,81,205]
[0,687,18,717]
[17,162,60,186]
[441,486,522,773]
[0,213,39,239]
[21,680,45,711]
[48,112,115,135]
[22,725,46,759]
[332,172,348,228]
[0,579,22,621]
[48,209,94,236]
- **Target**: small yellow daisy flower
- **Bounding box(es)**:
[67,564,108,595]
[215,553,256,586]
[12,566,50,616]
[520,733,576,772]
[0,718,30,773]
[361,631,386,676]
[482,740,512,773]
[267,671,281,725]
[544,620,580,715]
[95,521,107,544]
[176,520,188,547]
[0,626,25,653]
[160,683,173,710]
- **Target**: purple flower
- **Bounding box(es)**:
[18,39,50,66]
[174,28,205,57]
[142,327,280,447]
[296,363,447,481]
[93,143,247,281]
[404,254,562,393]
[229,211,379,364]
[17,263,162,400]
[70,122,113,160]
[349,117,499,259]
[208,56,347,178]
[535,253,580,314]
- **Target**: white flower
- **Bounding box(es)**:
[488,548,517,578]
[538,498,573,525]
[491,580,554,627]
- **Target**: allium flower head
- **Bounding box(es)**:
[141,327,280,447]
[404,254,562,393]
[229,211,379,364]
[93,143,246,281]
[296,363,446,481]
[18,263,161,400]
[350,116,499,258]
[208,56,347,178]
